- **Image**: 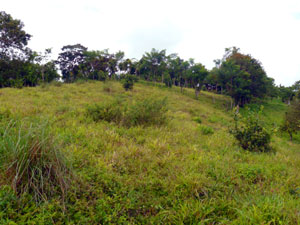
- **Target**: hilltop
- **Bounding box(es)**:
[0,81,299,224]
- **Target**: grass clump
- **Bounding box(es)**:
[86,100,123,123]
[230,107,272,152]
[199,125,214,135]
[0,107,12,121]
[0,120,72,202]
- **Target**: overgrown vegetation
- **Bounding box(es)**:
[1,9,300,224]
[86,96,168,127]
[230,107,272,152]
[0,81,299,223]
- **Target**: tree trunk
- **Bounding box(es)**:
[195,89,199,99]
[289,131,293,142]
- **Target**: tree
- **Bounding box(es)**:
[214,47,272,107]
[278,85,295,104]
[0,11,31,60]
[82,50,110,80]
[281,100,300,141]
[141,48,167,82]
[56,44,87,82]
[187,63,208,98]
[163,72,172,87]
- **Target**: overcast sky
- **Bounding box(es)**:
[2,0,300,86]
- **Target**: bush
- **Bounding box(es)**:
[122,75,138,91]
[86,100,123,123]
[193,117,202,124]
[199,125,214,135]
[230,107,272,152]
[0,120,72,202]
[124,97,168,127]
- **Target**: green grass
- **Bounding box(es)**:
[0,81,299,224]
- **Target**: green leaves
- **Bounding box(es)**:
[230,107,272,152]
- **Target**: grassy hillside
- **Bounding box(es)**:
[0,81,299,224]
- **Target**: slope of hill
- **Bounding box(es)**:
[0,81,299,224]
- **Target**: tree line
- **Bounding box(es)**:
[1,11,299,107]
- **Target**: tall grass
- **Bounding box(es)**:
[0,120,71,202]
[86,96,168,127]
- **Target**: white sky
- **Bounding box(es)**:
[2,0,300,86]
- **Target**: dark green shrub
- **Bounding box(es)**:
[124,97,168,127]
[0,120,72,202]
[122,75,138,91]
[86,100,123,123]
[193,117,202,124]
[230,107,272,152]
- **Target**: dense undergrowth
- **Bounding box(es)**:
[0,80,299,224]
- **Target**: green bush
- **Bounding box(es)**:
[230,107,272,152]
[122,75,138,91]
[0,120,72,202]
[86,100,123,123]
[193,117,202,124]
[124,97,168,127]
[199,125,214,135]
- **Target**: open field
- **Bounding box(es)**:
[0,81,299,224]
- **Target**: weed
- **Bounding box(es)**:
[199,125,214,135]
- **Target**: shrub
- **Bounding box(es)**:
[0,120,72,202]
[199,125,214,135]
[230,107,272,152]
[193,117,202,124]
[86,100,123,123]
[122,75,138,91]
[124,97,168,127]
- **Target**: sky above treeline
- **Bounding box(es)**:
[2,0,300,86]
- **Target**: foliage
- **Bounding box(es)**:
[199,125,214,135]
[230,107,272,152]
[193,117,202,124]
[86,100,123,123]
[163,72,172,87]
[122,74,137,90]
[56,44,87,82]
[0,81,299,224]
[0,11,31,60]
[281,100,300,141]
[123,97,168,127]
[0,119,72,202]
